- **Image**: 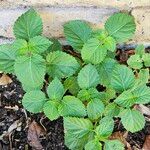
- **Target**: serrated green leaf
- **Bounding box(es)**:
[43,100,60,121]
[133,85,150,104]
[47,38,62,52]
[0,44,17,73]
[127,54,143,69]
[14,54,46,91]
[85,139,102,150]
[115,90,136,108]
[137,69,149,84]
[104,103,120,117]
[22,90,46,113]
[28,36,52,54]
[77,88,101,102]
[64,20,92,51]
[81,38,107,64]
[65,131,94,150]
[87,98,105,120]
[46,51,79,78]
[115,85,150,107]
[77,64,99,89]
[59,96,86,117]
[47,78,64,101]
[104,140,124,150]
[64,76,80,96]
[96,117,114,140]
[96,58,117,87]
[135,44,145,56]
[121,109,145,133]
[111,65,135,92]
[105,13,136,43]
[142,53,150,67]
[64,117,94,149]
[64,117,93,138]
[13,9,43,40]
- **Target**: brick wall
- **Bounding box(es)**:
[0,0,150,47]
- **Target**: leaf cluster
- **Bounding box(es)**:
[0,9,150,150]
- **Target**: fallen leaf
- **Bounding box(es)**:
[28,121,45,150]
[135,104,150,116]
[110,131,132,150]
[0,74,12,85]
[143,135,150,150]
[8,120,22,133]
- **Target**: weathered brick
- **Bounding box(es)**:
[0,7,150,45]
[0,7,119,38]
[132,8,150,43]
[0,0,150,9]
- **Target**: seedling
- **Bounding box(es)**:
[0,9,150,150]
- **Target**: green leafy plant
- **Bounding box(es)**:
[0,9,150,150]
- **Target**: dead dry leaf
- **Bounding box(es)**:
[135,104,150,116]
[28,121,45,150]
[0,74,12,85]
[143,135,150,150]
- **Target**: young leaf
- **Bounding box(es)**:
[85,139,102,150]
[142,53,150,67]
[14,54,46,91]
[77,88,101,102]
[104,140,124,150]
[104,36,116,52]
[13,9,43,40]
[12,39,28,55]
[135,44,145,56]
[87,98,105,120]
[105,13,136,42]
[64,117,93,138]
[104,103,120,117]
[77,64,100,89]
[59,96,86,117]
[28,36,52,54]
[137,69,149,84]
[43,101,60,121]
[111,65,135,92]
[46,51,79,78]
[64,20,92,51]
[13,36,52,55]
[47,78,64,101]
[95,117,114,140]
[22,90,46,113]
[64,76,80,96]
[120,109,145,133]
[0,44,17,73]
[127,54,143,69]
[92,30,116,52]
[96,58,117,87]
[81,38,107,64]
